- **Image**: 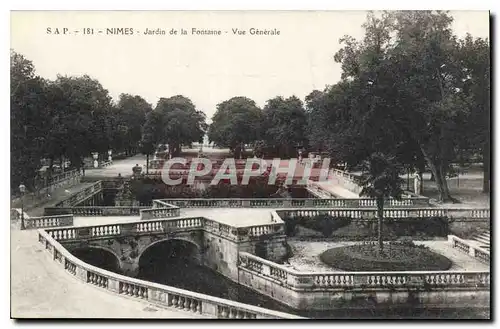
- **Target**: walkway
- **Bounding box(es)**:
[28,182,96,217]
[313,181,360,198]
[10,229,211,318]
[71,208,277,228]
[84,154,147,179]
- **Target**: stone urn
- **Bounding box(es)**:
[132,164,142,176]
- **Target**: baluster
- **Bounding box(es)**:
[190,300,198,312]
[220,306,228,318]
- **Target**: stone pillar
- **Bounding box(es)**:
[92,152,99,168]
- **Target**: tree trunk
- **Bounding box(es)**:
[483,140,490,193]
[146,154,149,174]
[420,147,453,202]
[376,196,384,254]
[419,171,424,195]
[430,172,435,181]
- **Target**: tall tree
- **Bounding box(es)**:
[43,75,115,167]
[10,50,49,190]
[262,96,308,158]
[208,97,263,158]
[329,11,484,202]
[454,35,490,192]
[113,94,152,155]
[147,95,207,157]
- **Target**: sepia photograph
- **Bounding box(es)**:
[9,9,491,320]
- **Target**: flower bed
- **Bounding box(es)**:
[319,243,452,271]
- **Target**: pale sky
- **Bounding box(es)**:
[10,11,490,121]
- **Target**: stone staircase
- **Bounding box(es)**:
[472,229,490,251]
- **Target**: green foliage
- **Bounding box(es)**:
[144,96,207,157]
[359,153,404,200]
[208,97,263,157]
[306,11,490,201]
[262,96,308,158]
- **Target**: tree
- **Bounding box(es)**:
[147,95,207,157]
[113,94,152,155]
[453,35,490,192]
[208,97,263,158]
[328,11,486,202]
[10,50,49,190]
[43,75,115,168]
[359,153,404,253]
[140,112,158,173]
[262,96,308,158]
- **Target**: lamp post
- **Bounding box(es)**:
[19,183,26,230]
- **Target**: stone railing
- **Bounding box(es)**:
[24,214,74,230]
[44,215,284,244]
[140,205,181,220]
[327,169,421,197]
[45,206,149,217]
[55,181,103,208]
[156,198,430,209]
[37,230,302,319]
[47,169,81,186]
[328,168,363,194]
[449,235,490,264]
[238,252,490,291]
[45,217,207,242]
[277,207,490,221]
[11,170,82,210]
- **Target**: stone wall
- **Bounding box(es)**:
[238,267,490,311]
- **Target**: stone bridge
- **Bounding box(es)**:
[45,213,288,280]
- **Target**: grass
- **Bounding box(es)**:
[319,243,452,271]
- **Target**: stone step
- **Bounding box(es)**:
[472,236,490,246]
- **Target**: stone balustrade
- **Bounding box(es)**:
[46,217,207,242]
[46,169,82,187]
[238,252,490,291]
[449,235,490,264]
[277,207,490,221]
[156,197,430,209]
[11,169,82,209]
[45,206,148,216]
[37,230,302,319]
[44,215,284,244]
[55,181,103,208]
[140,206,181,220]
[24,214,74,230]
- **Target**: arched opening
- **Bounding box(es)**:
[70,247,121,273]
[137,239,202,289]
